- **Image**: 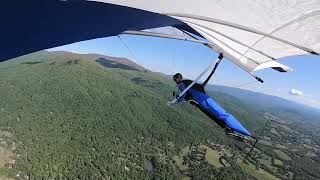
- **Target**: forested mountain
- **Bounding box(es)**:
[0,51,319,179]
[207,85,320,126]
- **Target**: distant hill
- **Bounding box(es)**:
[206,85,320,125]
[49,51,148,72]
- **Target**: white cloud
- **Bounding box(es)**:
[289,88,303,96]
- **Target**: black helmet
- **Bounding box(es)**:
[173,73,182,81]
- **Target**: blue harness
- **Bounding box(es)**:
[187,89,251,137]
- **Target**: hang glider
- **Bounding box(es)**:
[1,0,319,74]
[2,0,316,159]
[94,0,320,72]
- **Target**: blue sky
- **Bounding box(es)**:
[49,35,320,109]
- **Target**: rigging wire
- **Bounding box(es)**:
[170,36,176,74]
[170,31,193,78]
[117,35,142,65]
[171,49,175,74]
[231,80,260,88]
[118,33,259,89]
[242,119,271,163]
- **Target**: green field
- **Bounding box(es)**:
[260,140,272,146]
[274,150,291,161]
[174,146,190,171]
[275,144,286,149]
[240,161,279,180]
[181,177,191,180]
[274,159,283,166]
[200,145,224,168]
[173,156,188,171]
[180,146,190,156]
[260,157,273,169]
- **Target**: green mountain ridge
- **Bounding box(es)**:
[49,50,148,72]
[0,51,319,179]
[0,51,246,179]
[207,85,320,115]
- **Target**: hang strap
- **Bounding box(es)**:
[202,53,223,88]
[170,53,224,105]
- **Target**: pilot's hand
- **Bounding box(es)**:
[189,100,198,106]
[175,95,180,99]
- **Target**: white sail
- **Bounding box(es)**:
[94,0,320,72]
